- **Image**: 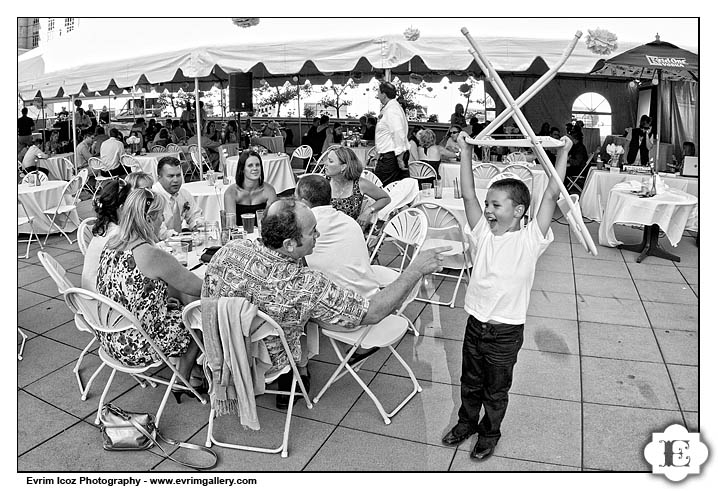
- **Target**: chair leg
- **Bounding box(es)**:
[206,408,215,448]
[95,368,117,425]
[155,373,176,428]
[80,362,106,401]
[312,340,360,404]
[18,328,28,361]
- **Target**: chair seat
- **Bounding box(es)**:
[44,204,77,215]
[321,315,408,349]
[370,265,399,286]
[421,238,464,256]
[98,347,162,374]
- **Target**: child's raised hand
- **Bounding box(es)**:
[457,131,472,153]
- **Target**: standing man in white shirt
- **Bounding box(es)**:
[152,156,204,238]
[374,82,410,186]
[99,128,127,176]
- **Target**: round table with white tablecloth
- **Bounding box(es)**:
[439,161,549,215]
[130,152,182,181]
[18,181,80,235]
[181,180,230,225]
[250,136,284,154]
[581,169,698,231]
[37,153,75,181]
[225,153,295,193]
[344,145,372,166]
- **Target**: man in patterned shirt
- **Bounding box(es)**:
[202,198,448,408]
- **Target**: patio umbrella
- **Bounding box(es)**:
[591,35,698,164]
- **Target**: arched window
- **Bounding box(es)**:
[572,92,612,138]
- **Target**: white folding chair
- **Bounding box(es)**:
[188,144,210,180]
[38,251,107,401]
[18,328,28,360]
[369,208,428,273]
[472,162,501,189]
[119,154,139,174]
[290,145,314,177]
[88,157,112,194]
[310,148,332,174]
[22,170,49,185]
[182,301,311,458]
[566,151,596,193]
[77,217,97,255]
[504,163,535,219]
[150,145,167,153]
[412,202,472,308]
[365,146,378,171]
[42,170,86,245]
[505,151,528,163]
[361,169,382,187]
[365,177,420,247]
[166,143,182,153]
[18,198,44,259]
[64,287,206,426]
[312,314,421,425]
[408,160,438,181]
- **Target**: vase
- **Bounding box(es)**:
[609,155,621,168]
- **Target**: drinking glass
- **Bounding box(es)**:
[226,213,237,229]
[241,213,255,234]
[421,183,433,198]
[205,221,221,246]
[255,210,264,236]
[170,241,189,267]
[434,184,443,199]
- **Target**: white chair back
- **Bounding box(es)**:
[77,217,97,256]
[150,145,166,153]
[22,170,49,185]
[166,143,182,153]
[60,158,75,180]
[505,151,527,163]
[377,178,420,222]
[369,208,428,272]
[119,154,139,173]
[292,145,314,160]
[361,170,382,187]
[408,161,438,180]
[38,251,74,294]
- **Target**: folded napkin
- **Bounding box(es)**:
[612,180,642,192]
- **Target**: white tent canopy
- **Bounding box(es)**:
[18,18,698,100]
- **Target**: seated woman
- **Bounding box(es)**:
[223,150,278,218]
[205,120,220,142]
[152,128,171,148]
[125,170,154,190]
[416,129,445,174]
[440,125,463,160]
[81,179,132,292]
[96,188,204,402]
[408,126,424,162]
[223,121,238,144]
[325,145,391,228]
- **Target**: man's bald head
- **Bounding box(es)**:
[262,198,309,250]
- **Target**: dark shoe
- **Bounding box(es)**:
[469,441,495,461]
[347,347,380,367]
[172,380,209,404]
[275,372,309,410]
[441,424,477,446]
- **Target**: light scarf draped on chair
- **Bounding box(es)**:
[200,297,272,430]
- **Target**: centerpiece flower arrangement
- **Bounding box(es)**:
[606,143,624,167]
[126,135,141,154]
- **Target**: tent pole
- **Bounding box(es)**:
[195,77,203,180]
[384,69,391,82]
[655,70,661,168]
[70,95,78,175]
[297,77,302,147]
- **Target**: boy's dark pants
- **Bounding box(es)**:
[457,316,524,447]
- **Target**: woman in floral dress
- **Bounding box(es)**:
[96,188,204,401]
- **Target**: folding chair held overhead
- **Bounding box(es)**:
[461,27,597,255]
[182,301,311,458]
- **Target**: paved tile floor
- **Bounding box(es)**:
[17,200,699,472]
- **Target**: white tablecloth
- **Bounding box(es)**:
[182,181,230,224]
[439,161,549,214]
[250,136,284,154]
[346,146,372,165]
[131,152,182,181]
[581,169,698,231]
[597,188,698,248]
[225,153,295,193]
[18,181,80,235]
[38,153,75,181]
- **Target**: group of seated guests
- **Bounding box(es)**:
[78,144,407,407]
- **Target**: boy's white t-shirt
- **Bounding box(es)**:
[464,216,553,325]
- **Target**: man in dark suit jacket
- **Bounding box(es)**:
[626,115,655,165]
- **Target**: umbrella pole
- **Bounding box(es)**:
[194,77,203,181]
[71,95,78,175]
[655,70,662,168]
[297,77,302,148]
